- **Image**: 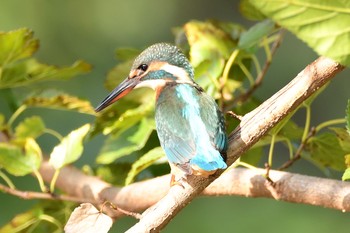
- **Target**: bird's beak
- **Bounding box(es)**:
[95,77,139,112]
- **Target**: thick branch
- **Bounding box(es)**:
[39,57,345,232]
[39,162,350,213]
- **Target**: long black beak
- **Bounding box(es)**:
[95,77,139,112]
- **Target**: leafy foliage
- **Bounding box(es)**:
[23,91,95,115]
[49,124,90,170]
[0,138,42,176]
[0,1,349,231]
[247,0,350,66]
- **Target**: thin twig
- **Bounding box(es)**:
[278,126,316,170]
[0,183,93,204]
[224,30,285,111]
[104,201,142,220]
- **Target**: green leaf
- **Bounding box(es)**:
[115,47,140,61]
[0,205,43,233]
[105,60,134,91]
[0,138,42,176]
[49,124,90,169]
[23,90,95,114]
[239,0,266,21]
[306,132,347,171]
[0,28,39,65]
[184,20,236,66]
[195,59,226,95]
[96,118,155,164]
[103,100,154,136]
[0,59,92,88]
[238,19,275,49]
[248,0,350,66]
[342,167,350,181]
[125,147,165,185]
[346,99,350,134]
[331,127,350,152]
[15,116,45,139]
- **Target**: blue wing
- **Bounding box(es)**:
[155,84,227,173]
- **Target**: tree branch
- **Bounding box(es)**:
[38,57,345,232]
[38,162,350,213]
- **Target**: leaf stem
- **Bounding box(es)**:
[302,105,311,142]
[237,161,258,170]
[222,49,240,84]
[315,118,346,132]
[33,169,47,192]
[43,128,63,141]
[0,170,16,189]
[268,134,276,167]
[238,61,255,86]
[39,214,63,232]
[50,169,60,193]
[7,105,27,132]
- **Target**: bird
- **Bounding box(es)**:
[95,43,227,185]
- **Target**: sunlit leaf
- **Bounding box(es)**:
[65,203,112,233]
[125,147,165,185]
[195,59,226,97]
[342,154,350,181]
[0,28,39,65]
[0,138,42,176]
[0,59,91,88]
[248,0,350,66]
[23,90,95,114]
[239,0,266,21]
[306,132,347,171]
[184,20,236,66]
[238,19,275,50]
[49,124,90,169]
[15,116,45,139]
[97,118,155,164]
[342,167,350,181]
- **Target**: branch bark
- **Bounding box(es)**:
[38,57,345,232]
[39,162,350,213]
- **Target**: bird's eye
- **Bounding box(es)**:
[138,64,148,72]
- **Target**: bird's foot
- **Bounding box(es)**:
[170,174,186,188]
[227,111,243,121]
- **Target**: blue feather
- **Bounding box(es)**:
[155,84,227,173]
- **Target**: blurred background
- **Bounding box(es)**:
[0,0,349,232]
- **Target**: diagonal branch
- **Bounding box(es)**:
[126,56,345,232]
[38,57,345,232]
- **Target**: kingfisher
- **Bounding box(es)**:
[95,43,227,184]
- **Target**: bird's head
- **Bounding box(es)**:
[95,43,194,112]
